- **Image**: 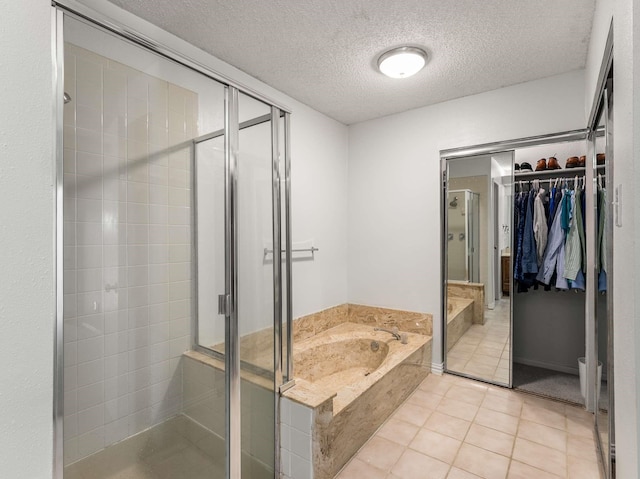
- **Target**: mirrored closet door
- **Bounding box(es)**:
[442,153,513,386]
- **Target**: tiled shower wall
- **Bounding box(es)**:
[62,44,198,464]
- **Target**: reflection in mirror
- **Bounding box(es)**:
[444,153,513,385]
[595,85,613,476]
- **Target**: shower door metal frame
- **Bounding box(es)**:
[52,3,294,479]
[588,20,615,478]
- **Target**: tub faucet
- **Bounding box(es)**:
[374,326,408,344]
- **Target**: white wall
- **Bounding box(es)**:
[0,1,54,477]
[348,69,586,370]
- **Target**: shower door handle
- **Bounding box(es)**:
[218,294,231,316]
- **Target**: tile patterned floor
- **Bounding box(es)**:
[447,299,511,384]
[335,373,601,479]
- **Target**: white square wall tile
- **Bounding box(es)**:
[281,448,291,477]
[77,358,104,387]
[77,336,104,363]
[77,381,104,412]
[77,403,104,435]
[77,427,105,459]
[290,428,312,461]
[290,401,312,433]
[281,423,291,451]
[290,452,313,479]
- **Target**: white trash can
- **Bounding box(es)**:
[578,357,603,399]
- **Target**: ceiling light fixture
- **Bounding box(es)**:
[377,46,427,79]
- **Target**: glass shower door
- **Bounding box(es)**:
[60,11,228,479]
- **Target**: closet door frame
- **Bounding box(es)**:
[439,129,588,387]
[587,20,614,479]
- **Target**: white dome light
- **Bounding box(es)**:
[377,47,427,79]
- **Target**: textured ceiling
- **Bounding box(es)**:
[107,0,595,125]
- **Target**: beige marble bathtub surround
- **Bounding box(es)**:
[312,343,430,479]
[448,281,485,324]
[347,304,433,336]
[292,303,434,342]
[446,298,474,351]
[293,304,351,341]
[282,322,432,479]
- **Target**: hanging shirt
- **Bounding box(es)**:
[521,190,539,275]
[537,190,568,286]
[548,186,557,228]
[564,187,582,281]
[598,186,607,293]
[533,188,548,266]
[514,192,527,282]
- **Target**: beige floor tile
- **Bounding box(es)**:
[522,394,566,414]
[335,458,386,479]
[390,449,450,479]
[447,358,469,370]
[507,460,562,479]
[474,408,519,435]
[451,343,478,355]
[445,385,487,407]
[392,402,434,427]
[437,397,479,422]
[463,363,498,377]
[447,466,483,479]
[511,437,567,477]
[453,443,510,479]
[408,389,445,410]
[567,433,598,461]
[480,395,522,418]
[566,415,593,438]
[409,428,461,464]
[564,404,591,420]
[567,454,600,479]
[464,423,514,457]
[468,354,500,368]
[418,375,453,396]
[356,436,405,472]
[377,418,420,446]
[485,386,521,401]
[520,403,566,431]
[474,346,503,358]
[424,411,472,441]
[517,419,567,452]
[493,368,510,383]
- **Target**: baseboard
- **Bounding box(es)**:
[513,357,579,376]
[431,362,444,375]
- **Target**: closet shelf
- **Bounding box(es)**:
[515,164,605,179]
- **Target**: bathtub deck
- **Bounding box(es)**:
[285,322,430,413]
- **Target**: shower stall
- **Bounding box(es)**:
[54,4,292,478]
[446,189,480,283]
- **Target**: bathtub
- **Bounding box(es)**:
[283,322,431,478]
[447,297,475,350]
